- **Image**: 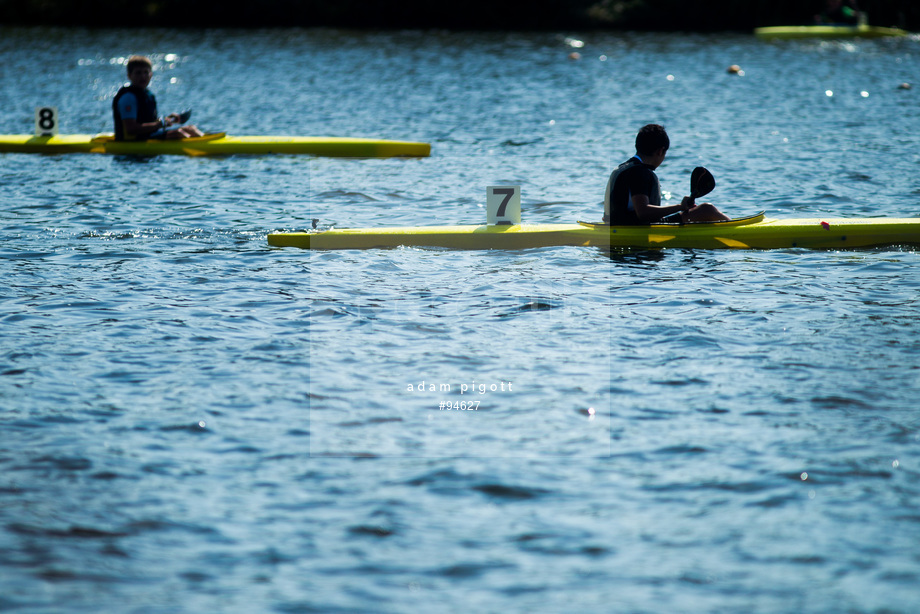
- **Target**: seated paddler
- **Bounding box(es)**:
[815,0,860,25]
[112,55,203,141]
[603,124,729,225]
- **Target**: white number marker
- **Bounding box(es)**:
[35,107,59,136]
[486,185,521,225]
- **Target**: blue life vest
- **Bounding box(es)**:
[112,85,158,141]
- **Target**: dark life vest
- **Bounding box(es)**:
[112,85,158,141]
[603,157,661,224]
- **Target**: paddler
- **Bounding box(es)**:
[815,0,860,25]
[603,124,729,225]
[112,55,203,141]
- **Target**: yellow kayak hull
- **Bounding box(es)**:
[755,25,910,39]
[268,214,920,251]
[0,133,431,157]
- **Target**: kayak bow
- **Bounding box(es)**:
[268,213,920,251]
[0,133,431,157]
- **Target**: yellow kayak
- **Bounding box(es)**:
[755,25,910,40]
[0,133,431,157]
[268,213,920,250]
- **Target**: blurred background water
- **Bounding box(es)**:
[1,26,920,612]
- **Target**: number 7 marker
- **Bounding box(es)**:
[486,185,521,225]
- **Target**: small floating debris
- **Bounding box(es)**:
[568,52,581,60]
[898,82,912,90]
[727,64,745,76]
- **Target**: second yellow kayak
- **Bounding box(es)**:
[0,133,431,158]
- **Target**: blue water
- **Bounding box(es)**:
[2,26,920,612]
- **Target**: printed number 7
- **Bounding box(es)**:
[494,188,515,217]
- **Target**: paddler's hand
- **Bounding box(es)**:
[164,113,180,126]
[681,196,695,212]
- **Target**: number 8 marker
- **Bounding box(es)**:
[35,106,59,136]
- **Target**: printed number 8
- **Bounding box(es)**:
[38,108,56,130]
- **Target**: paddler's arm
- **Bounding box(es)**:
[631,194,694,222]
[122,117,166,139]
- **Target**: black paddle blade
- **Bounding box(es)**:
[690,166,715,200]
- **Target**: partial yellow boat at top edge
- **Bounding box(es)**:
[755,24,910,40]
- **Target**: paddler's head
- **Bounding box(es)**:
[636,124,669,169]
[126,55,153,89]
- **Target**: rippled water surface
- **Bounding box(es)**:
[2,26,920,612]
